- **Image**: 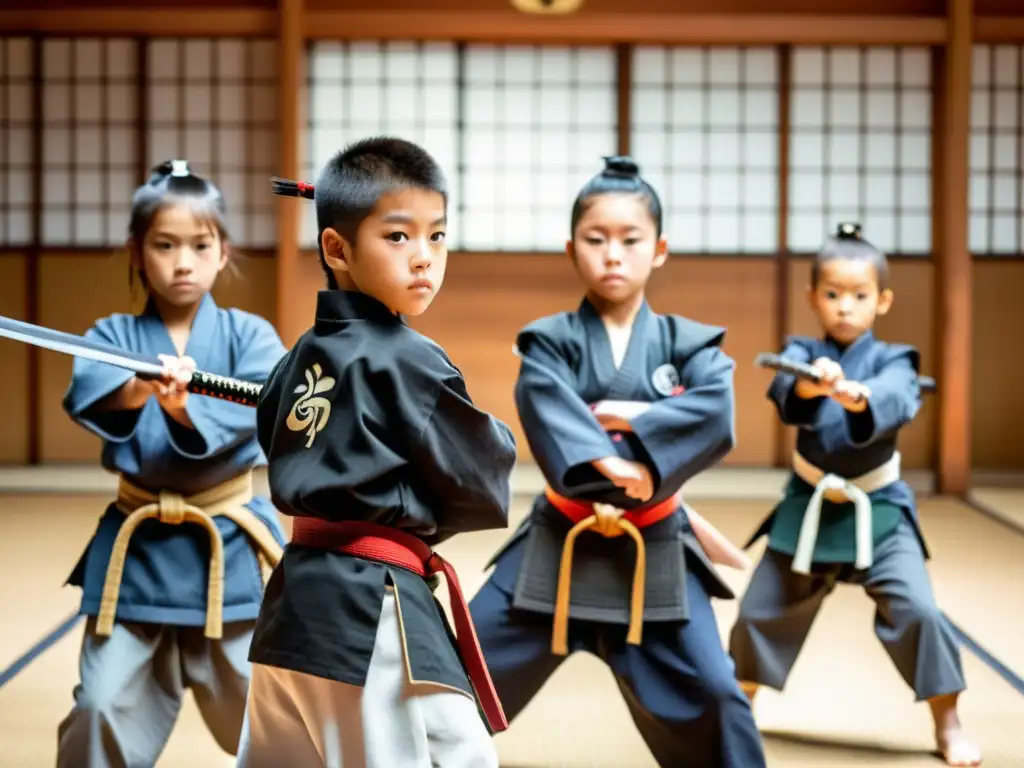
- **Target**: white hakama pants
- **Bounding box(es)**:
[236,592,498,768]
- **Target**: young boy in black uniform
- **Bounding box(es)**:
[236,137,518,768]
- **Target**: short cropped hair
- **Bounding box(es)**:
[273,136,448,287]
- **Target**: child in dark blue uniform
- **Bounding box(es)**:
[729,223,981,767]
[469,156,766,768]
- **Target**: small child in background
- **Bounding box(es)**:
[729,222,981,767]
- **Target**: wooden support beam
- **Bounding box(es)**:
[0,10,276,37]
[3,8,1023,44]
[276,0,305,348]
[27,36,42,465]
[773,45,792,469]
[936,0,972,494]
[0,10,949,45]
[974,16,1024,43]
[304,12,947,44]
[930,45,945,477]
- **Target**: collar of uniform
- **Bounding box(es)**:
[142,290,216,319]
[824,328,874,355]
[315,290,403,325]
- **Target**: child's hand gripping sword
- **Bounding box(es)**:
[754,353,937,397]
[0,315,264,407]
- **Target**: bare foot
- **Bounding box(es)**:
[930,693,981,766]
[740,681,759,702]
[936,727,982,766]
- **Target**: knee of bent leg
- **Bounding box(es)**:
[699,660,747,710]
[901,596,947,636]
[429,705,500,768]
[73,680,126,726]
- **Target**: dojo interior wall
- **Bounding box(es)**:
[0,252,1021,470]
[0,4,1023,474]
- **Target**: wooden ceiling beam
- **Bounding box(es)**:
[310,12,950,44]
[0,9,1020,48]
[0,9,277,37]
[974,15,1024,41]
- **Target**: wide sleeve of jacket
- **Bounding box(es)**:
[845,343,922,448]
[768,336,827,427]
[62,314,144,443]
[169,311,287,459]
[405,347,517,538]
[513,317,620,497]
[628,318,736,492]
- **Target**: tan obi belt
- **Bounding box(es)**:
[98,471,284,640]
[545,487,680,657]
[790,451,901,575]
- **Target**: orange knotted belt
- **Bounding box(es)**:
[289,517,508,734]
[544,487,678,656]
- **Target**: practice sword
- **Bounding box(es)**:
[0,314,263,407]
[754,353,937,394]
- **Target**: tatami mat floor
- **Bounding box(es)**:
[1,473,1022,767]
[969,487,1024,533]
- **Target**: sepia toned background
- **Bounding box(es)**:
[0,0,1022,491]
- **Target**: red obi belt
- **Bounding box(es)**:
[290,517,508,733]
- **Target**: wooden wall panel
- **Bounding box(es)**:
[35,252,277,462]
[214,254,278,319]
[647,258,777,465]
[971,260,1024,470]
[37,254,131,462]
[785,258,937,470]
[281,254,777,467]
[0,255,29,463]
[7,251,1019,470]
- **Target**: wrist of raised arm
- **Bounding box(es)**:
[794,379,823,399]
[112,377,149,410]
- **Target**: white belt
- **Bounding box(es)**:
[790,451,901,575]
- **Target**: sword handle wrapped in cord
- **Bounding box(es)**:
[754,353,937,394]
[185,370,263,407]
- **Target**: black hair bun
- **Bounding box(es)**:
[835,221,863,240]
[149,159,191,181]
[602,155,641,179]
[148,159,209,194]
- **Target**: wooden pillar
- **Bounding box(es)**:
[27,35,43,464]
[935,0,972,494]
[930,46,945,477]
[773,45,792,468]
[276,0,305,348]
